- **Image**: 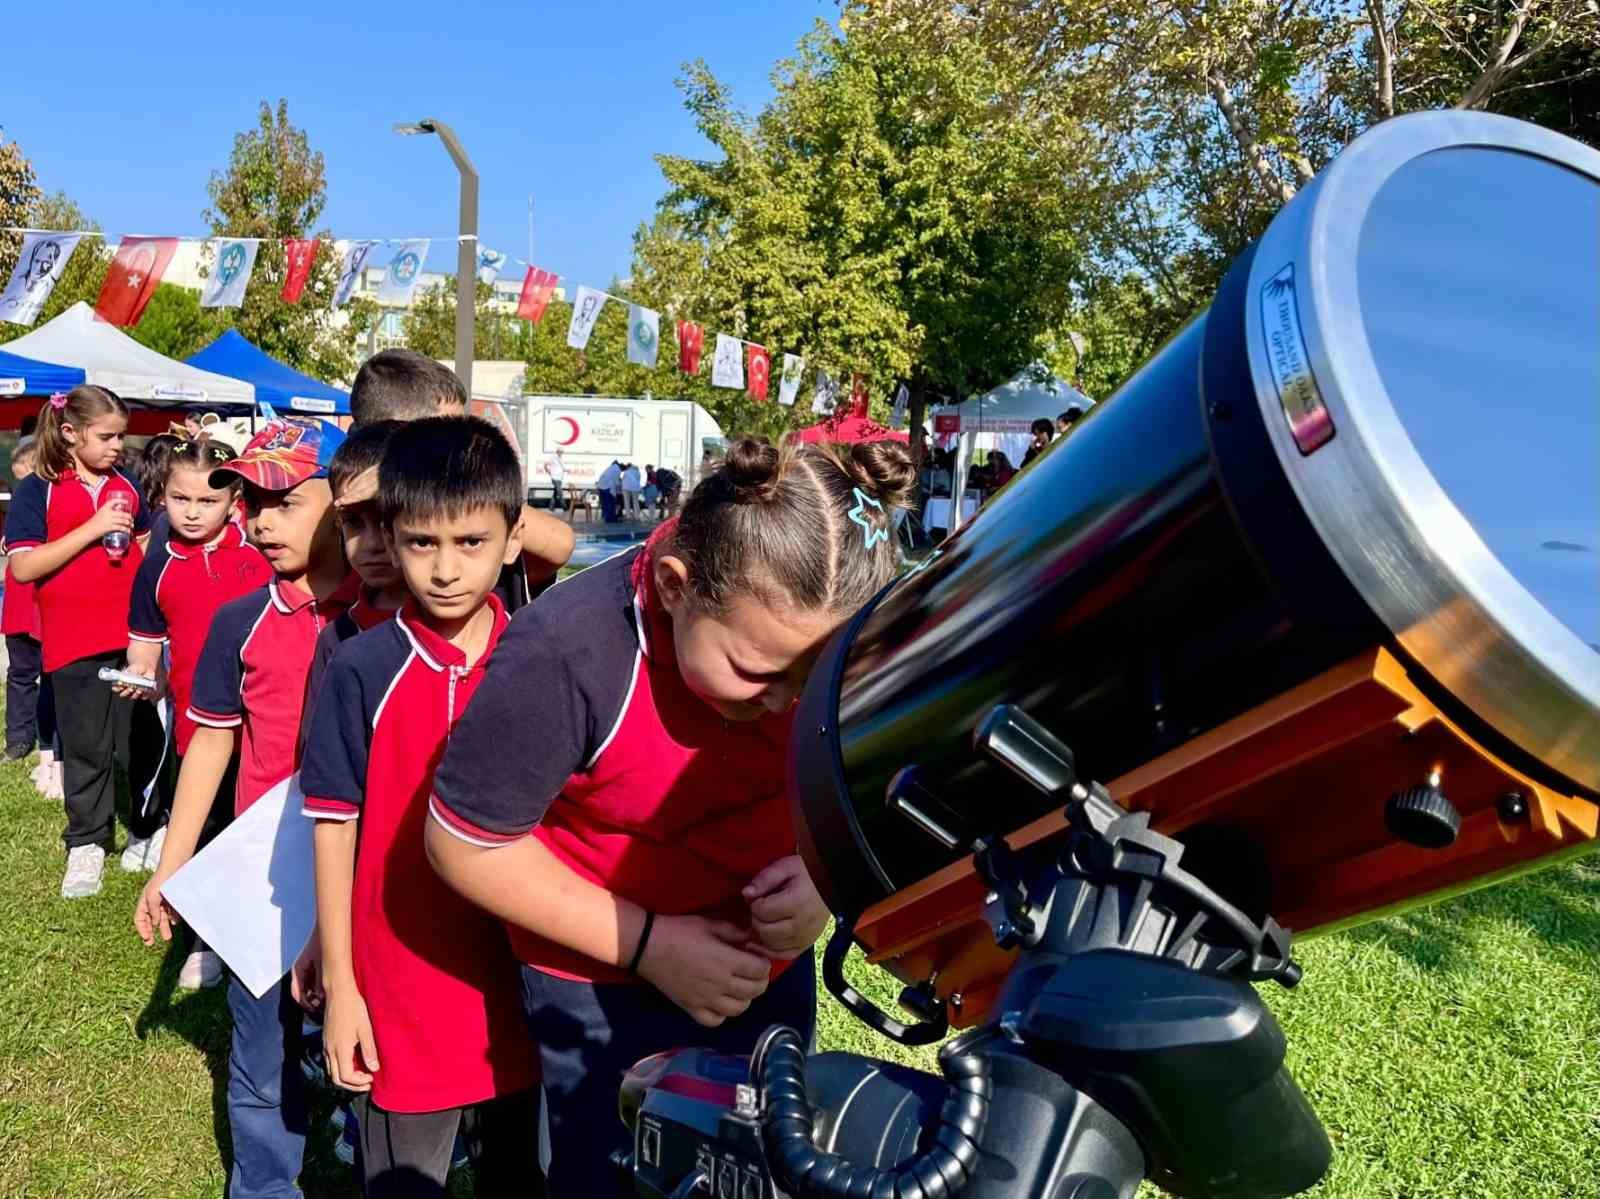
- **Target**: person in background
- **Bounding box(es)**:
[3,439,55,772]
[1056,405,1085,436]
[653,466,682,519]
[620,461,643,521]
[596,459,622,524]
[1021,417,1055,469]
[989,451,1016,489]
[7,387,149,899]
[641,465,660,521]
[301,417,544,1198]
[134,433,182,566]
[544,447,566,510]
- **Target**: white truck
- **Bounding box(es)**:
[516,395,727,500]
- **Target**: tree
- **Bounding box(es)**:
[0,140,44,291]
[401,280,534,362]
[202,100,374,381]
[632,21,1093,443]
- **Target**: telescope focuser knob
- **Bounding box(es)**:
[898,979,944,1024]
[1385,778,1461,849]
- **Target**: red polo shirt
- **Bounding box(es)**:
[189,575,357,815]
[3,467,149,672]
[1,563,40,640]
[300,597,540,1113]
[430,525,798,984]
[129,523,273,755]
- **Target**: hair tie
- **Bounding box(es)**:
[848,487,888,550]
[48,392,68,410]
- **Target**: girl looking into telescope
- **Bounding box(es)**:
[425,435,917,1194]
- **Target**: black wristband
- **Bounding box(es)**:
[627,910,655,975]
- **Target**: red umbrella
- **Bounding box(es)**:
[789,414,909,445]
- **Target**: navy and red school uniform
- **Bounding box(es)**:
[129,523,272,758]
[300,596,540,1117]
[300,591,396,743]
[429,525,816,1194]
[2,555,49,754]
[5,466,149,849]
[188,574,357,815]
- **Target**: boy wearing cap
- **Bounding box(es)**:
[134,415,355,1199]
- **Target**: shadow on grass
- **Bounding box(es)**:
[133,938,359,1199]
[1343,859,1600,976]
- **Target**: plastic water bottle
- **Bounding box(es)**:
[103,494,131,561]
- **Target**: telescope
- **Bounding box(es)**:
[615,112,1599,1198]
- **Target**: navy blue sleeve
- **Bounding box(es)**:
[3,474,47,551]
[128,549,169,642]
[299,648,368,819]
[188,590,264,727]
[123,470,152,534]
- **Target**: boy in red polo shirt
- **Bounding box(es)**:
[133,414,352,1199]
[300,417,542,1197]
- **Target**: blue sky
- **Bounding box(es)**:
[2,1,830,287]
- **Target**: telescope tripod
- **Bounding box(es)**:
[619,705,1330,1198]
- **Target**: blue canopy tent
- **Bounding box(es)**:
[185,330,350,416]
[0,345,87,396]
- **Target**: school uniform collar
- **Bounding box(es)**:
[268,570,361,617]
[165,521,246,561]
[348,589,398,632]
[396,593,508,673]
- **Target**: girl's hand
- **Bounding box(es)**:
[744,855,830,958]
[322,982,380,1092]
[637,915,771,1027]
[87,501,135,540]
[133,869,181,946]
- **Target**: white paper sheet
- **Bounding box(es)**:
[161,774,316,999]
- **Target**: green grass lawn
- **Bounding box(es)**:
[3,748,1598,1197]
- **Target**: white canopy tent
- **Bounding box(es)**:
[5,302,255,408]
[930,366,1094,530]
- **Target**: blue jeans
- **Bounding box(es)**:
[226,973,309,1199]
[522,952,817,1195]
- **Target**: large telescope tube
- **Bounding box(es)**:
[792,112,1599,948]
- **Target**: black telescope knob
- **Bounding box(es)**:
[1385,779,1461,849]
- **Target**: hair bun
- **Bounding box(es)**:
[722,437,783,504]
[847,441,917,512]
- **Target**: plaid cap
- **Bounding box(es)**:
[210,416,347,493]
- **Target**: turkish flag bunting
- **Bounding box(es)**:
[746,343,771,401]
[848,373,870,419]
[95,236,177,326]
[281,239,319,303]
[517,267,560,324]
[678,321,705,374]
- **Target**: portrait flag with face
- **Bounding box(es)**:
[517,267,559,324]
[281,239,319,303]
[778,353,804,407]
[95,237,178,327]
[677,321,705,374]
[376,239,430,306]
[711,333,744,389]
[333,239,379,308]
[566,286,607,350]
[812,368,840,415]
[0,232,84,327]
[200,238,261,309]
[627,304,660,367]
[746,342,771,401]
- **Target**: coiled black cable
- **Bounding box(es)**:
[757,1026,992,1199]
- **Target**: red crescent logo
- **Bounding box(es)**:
[555,416,580,446]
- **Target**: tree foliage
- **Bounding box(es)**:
[0,141,44,292]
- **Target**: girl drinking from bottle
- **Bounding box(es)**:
[6,386,149,899]
[425,436,917,1192]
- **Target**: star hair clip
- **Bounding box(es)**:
[48,392,68,410]
[848,486,888,550]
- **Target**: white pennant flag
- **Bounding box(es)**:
[200,238,260,309]
[333,239,379,308]
[778,353,804,407]
[627,304,660,367]
[376,240,429,306]
[567,286,607,349]
[0,232,83,326]
[890,382,910,428]
[812,368,840,415]
[476,246,507,285]
[711,333,745,389]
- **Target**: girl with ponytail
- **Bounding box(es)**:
[6,386,150,899]
[425,435,917,1193]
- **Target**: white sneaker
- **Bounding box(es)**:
[61,844,106,899]
[121,825,166,873]
[177,948,223,990]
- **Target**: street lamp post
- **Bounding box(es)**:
[394,118,479,396]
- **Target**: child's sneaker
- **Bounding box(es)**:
[120,825,166,872]
[60,844,106,899]
[5,741,32,761]
[177,947,222,990]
